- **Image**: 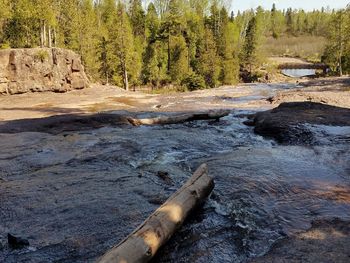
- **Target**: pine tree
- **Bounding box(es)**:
[145,2,159,41]
[241,15,258,73]
[34,0,56,47]
[142,3,165,86]
[77,0,100,79]
[220,21,240,84]
[169,35,188,82]
[57,0,80,49]
[96,0,118,84]
[158,0,186,75]
[6,0,37,47]
[285,8,294,35]
[198,27,220,88]
[98,36,114,84]
[110,2,141,90]
[0,0,11,47]
[323,10,349,75]
[270,3,278,38]
[129,0,146,38]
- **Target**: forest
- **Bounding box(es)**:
[0,0,349,90]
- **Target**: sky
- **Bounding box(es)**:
[231,0,349,12]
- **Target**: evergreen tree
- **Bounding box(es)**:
[0,1,346,88]
[98,36,113,84]
[270,3,278,38]
[142,3,166,86]
[129,0,146,38]
[77,0,100,79]
[220,21,240,84]
[145,3,159,41]
[6,0,37,47]
[110,2,141,90]
[34,0,56,47]
[241,15,258,73]
[198,27,220,88]
[285,8,294,35]
[323,10,350,75]
[0,0,11,47]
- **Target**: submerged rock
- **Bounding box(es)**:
[249,219,350,263]
[8,234,29,249]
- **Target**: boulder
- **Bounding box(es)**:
[250,102,350,145]
[0,48,89,95]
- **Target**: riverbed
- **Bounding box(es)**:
[0,82,349,262]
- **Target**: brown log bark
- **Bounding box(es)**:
[127,109,230,126]
[97,164,214,263]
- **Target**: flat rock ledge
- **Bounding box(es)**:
[0,48,89,95]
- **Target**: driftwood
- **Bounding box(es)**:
[97,164,214,263]
[127,109,230,126]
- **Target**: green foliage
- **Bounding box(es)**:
[181,72,206,91]
[0,0,347,88]
[198,28,220,88]
[322,9,350,75]
[34,49,49,62]
[240,16,258,72]
[264,36,326,61]
[129,0,145,38]
[98,36,113,84]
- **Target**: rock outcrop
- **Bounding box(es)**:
[249,102,350,144]
[0,48,89,95]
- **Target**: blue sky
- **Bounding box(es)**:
[232,0,349,11]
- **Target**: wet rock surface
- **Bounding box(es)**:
[7,234,30,249]
[0,82,349,262]
[0,48,89,95]
[0,112,130,134]
[250,219,350,263]
[251,102,350,144]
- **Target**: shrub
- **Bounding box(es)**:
[35,50,49,62]
[181,72,206,91]
[0,42,10,49]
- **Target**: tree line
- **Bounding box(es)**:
[0,0,349,90]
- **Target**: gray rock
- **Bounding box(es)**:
[0,48,89,95]
[251,102,350,145]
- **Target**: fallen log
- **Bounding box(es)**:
[127,109,230,126]
[97,164,214,263]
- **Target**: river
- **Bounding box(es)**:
[0,83,349,262]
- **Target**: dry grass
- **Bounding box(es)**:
[263,36,327,62]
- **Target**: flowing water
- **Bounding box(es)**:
[281,68,316,78]
[0,84,349,262]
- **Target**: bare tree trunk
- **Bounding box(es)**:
[167,32,171,72]
[43,21,47,47]
[48,26,52,48]
[123,63,129,91]
[53,28,57,47]
[40,21,44,48]
[127,110,231,126]
[97,164,214,263]
[338,11,344,76]
[119,8,129,91]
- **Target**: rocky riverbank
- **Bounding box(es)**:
[0,48,89,95]
[0,77,349,263]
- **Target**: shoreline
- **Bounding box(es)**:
[0,76,348,122]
